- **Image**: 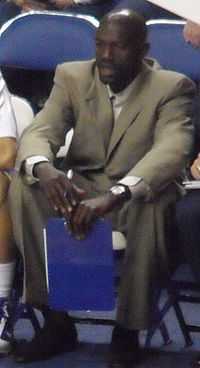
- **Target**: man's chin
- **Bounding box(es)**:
[99,73,115,85]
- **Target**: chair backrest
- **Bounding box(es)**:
[147,20,200,83]
[0,11,98,70]
[11,95,34,138]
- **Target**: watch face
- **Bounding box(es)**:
[110,185,126,196]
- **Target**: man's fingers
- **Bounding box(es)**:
[71,202,96,237]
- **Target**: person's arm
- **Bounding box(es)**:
[68,179,148,239]
[11,0,49,8]
[0,73,17,170]
[49,0,95,9]
[16,64,74,172]
[16,65,79,215]
[0,138,16,170]
[190,153,200,179]
[183,21,200,48]
[124,75,195,197]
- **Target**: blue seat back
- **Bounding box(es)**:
[0,11,98,70]
[147,20,200,83]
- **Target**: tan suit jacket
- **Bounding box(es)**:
[17,58,194,196]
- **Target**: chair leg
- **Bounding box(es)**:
[159,321,172,345]
[145,301,172,348]
[172,299,193,347]
[166,284,194,347]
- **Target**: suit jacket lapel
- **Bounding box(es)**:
[84,62,151,162]
[85,68,114,156]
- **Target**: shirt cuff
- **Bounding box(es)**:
[25,156,49,179]
[118,176,153,201]
[73,0,93,3]
[118,176,142,190]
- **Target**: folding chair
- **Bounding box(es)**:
[145,19,200,347]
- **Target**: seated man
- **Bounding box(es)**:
[0,72,17,354]
[9,9,195,365]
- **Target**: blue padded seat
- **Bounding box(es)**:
[147,20,200,83]
[0,11,98,70]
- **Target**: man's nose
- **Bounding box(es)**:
[102,46,113,59]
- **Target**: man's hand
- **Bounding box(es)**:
[191,153,200,180]
[34,162,86,219]
[70,191,122,239]
[183,21,200,48]
[12,0,49,11]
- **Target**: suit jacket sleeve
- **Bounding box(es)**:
[16,65,74,170]
[126,76,195,194]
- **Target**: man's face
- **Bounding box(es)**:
[96,21,143,93]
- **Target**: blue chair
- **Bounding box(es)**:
[0,11,98,70]
[147,19,200,83]
[145,19,200,347]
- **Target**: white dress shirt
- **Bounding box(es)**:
[74,0,96,4]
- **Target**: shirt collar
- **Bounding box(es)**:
[106,78,137,106]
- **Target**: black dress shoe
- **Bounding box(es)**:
[108,325,140,366]
[192,355,200,368]
[12,313,78,363]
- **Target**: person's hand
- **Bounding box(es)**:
[34,162,86,219]
[49,0,75,9]
[12,0,48,10]
[191,153,200,179]
[183,21,200,48]
[22,0,49,11]
[70,191,121,239]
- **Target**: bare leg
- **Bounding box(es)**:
[0,173,15,262]
[0,172,16,353]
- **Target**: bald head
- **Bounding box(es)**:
[96,9,149,93]
[99,9,147,50]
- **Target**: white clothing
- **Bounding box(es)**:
[74,0,94,3]
[0,72,17,139]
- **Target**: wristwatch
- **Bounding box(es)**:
[109,184,132,201]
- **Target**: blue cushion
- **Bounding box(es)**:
[147,21,200,83]
[0,12,97,70]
